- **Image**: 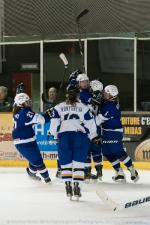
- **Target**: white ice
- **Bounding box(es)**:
[0,168,150,225]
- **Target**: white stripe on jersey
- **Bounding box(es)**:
[25,113,45,126]
[103,128,123,132]
[14,136,36,145]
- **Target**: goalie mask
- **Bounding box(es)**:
[14,93,32,107]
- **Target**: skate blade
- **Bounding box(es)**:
[85,178,98,184]
[84,179,91,184]
[98,176,102,181]
[69,196,79,201]
[67,195,73,200]
[112,178,126,183]
[29,176,41,181]
[75,196,79,201]
[90,179,98,183]
[73,195,81,201]
[44,178,51,183]
[44,180,51,185]
[27,174,41,181]
[41,179,51,185]
[133,176,140,183]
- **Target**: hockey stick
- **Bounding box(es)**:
[119,195,150,210]
[97,189,150,211]
[76,9,89,23]
[96,189,119,211]
[46,53,68,140]
[76,9,89,72]
[42,54,68,105]
[57,53,69,98]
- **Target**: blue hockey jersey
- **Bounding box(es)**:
[96,100,123,131]
[79,89,92,105]
[12,107,45,145]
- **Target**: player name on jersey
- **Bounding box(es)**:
[61,106,82,112]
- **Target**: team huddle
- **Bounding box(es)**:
[12,70,139,201]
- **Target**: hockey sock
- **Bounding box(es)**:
[111,159,121,171]
[36,163,49,179]
[120,152,132,168]
[61,163,73,182]
[93,154,102,167]
[28,163,37,174]
[73,167,85,183]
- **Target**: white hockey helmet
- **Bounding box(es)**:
[104,85,119,97]
[76,73,89,82]
[14,93,31,107]
[90,80,103,92]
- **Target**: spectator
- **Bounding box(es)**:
[0,86,13,112]
[42,87,57,111]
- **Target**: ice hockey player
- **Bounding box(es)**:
[49,85,97,200]
[76,74,103,181]
[85,79,104,181]
[12,93,51,183]
[76,73,92,105]
[69,71,103,180]
[96,85,139,183]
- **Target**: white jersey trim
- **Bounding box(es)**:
[14,136,36,145]
[103,128,123,132]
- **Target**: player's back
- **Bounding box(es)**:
[12,107,35,142]
[55,101,90,133]
[50,100,97,141]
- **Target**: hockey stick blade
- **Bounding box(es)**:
[59,53,68,68]
[121,195,150,210]
[76,9,89,22]
[96,189,120,211]
[97,189,150,211]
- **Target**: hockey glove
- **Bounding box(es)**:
[45,107,54,118]
[91,136,101,145]
[16,83,25,94]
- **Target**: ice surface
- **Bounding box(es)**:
[0,168,150,225]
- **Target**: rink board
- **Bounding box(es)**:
[0,160,150,170]
[1,113,150,170]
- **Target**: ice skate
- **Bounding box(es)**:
[128,166,139,183]
[73,182,82,201]
[112,168,126,182]
[84,167,97,183]
[95,164,103,180]
[90,173,98,180]
[44,176,51,183]
[56,169,62,178]
[65,181,73,200]
[84,167,91,183]
[26,168,41,181]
